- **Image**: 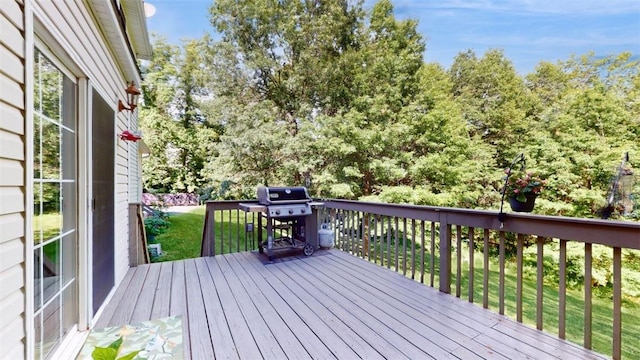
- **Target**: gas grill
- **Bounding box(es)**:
[240,186,321,261]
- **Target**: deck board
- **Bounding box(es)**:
[97,250,609,360]
[220,254,312,360]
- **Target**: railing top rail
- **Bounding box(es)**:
[204,199,258,211]
[321,199,640,249]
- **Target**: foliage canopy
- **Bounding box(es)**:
[139,0,639,219]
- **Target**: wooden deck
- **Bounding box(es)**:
[96,250,608,359]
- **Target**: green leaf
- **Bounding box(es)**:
[91,346,118,360]
[117,350,141,360]
[108,337,124,351]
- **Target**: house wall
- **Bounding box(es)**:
[0,0,143,358]
[0,1,27,358]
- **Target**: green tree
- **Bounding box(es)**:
[140,36,220,193]
[449,49,533,166]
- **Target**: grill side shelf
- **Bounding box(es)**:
[239,203,267,213]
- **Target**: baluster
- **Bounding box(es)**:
[613,247,621,360]
[430,222,436,288]
[499,231,505,315]
[516,233,524,322]
[483,228,489,309]
[468,227,475,303]
[456,225,462,298]
[584,243,593,349]
[411,219,416,280]
[420,221,425,284]
[536,236,544,330]
[559,238,567,338]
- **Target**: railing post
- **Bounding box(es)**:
[439,216,451,294]
[128,203,148,266]
[200,202,216,257]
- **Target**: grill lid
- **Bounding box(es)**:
[257,186,311,205]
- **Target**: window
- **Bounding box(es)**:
[32,49,78,360]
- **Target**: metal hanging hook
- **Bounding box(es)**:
[498,153,527,227]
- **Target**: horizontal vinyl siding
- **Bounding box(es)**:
[0,72,25,110]
[0,159,24,187]
[0,1,25,359]
[0,315,27,356]
[0,101,24,134]
[0,238,24,273]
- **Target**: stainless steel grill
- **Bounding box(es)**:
[240,186,320,261]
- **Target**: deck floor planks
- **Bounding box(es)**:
[318,252,514,359]
[220,253,314,360]
[206,256,264,359]
[95,250,610,360]
[328,251,551,359]
[107,264,150,327]
[329,249,506,328]
[308,253,493,359]
[264,255,424,359]
[94,265,137,328]
[184,258,215,358]
[282,255,453,359]
[327,250,606,360]
[311,253,483,341]
[149,261,173,319]
[240,253,358,359]
[491,313,608,360]
[196,257,240,360]
[130,262,161,324]
[211,255,289,360]
[168,260,191,358]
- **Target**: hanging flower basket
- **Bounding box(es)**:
[508,193,537,212]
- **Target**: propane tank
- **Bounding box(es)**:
[318,223,334,248]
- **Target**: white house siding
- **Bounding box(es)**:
[33,0,139,296]
[0,0,146,357]
[128,117,141,204]
[0,1,26,358]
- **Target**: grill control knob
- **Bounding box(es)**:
[288,209,294,214]
[300,208,306,214]
[275,210,281,215]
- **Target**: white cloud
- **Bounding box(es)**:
[379,0,640,16]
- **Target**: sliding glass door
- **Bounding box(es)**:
[33,49,78,360]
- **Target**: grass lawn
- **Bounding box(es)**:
[151,207,206,262]
[151,206,259,262]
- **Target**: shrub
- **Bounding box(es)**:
[144,209,170,242]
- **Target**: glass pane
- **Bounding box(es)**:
[61,181,76,235]
[39,57,61,121]
[61,233,76,284]
[41,121,60,180]
[41,182,61,240]
[62,76,76,131]
[34,312,42,360]
[33,182,42,244]
[62,282,77,336]
[34,114,42,179]
[34,53,41,112]
[42,240,60,304]
[34,248,42,311]
[61,128,75,180]
[41,298,61,358]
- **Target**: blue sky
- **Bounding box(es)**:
[146,0,640,75]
